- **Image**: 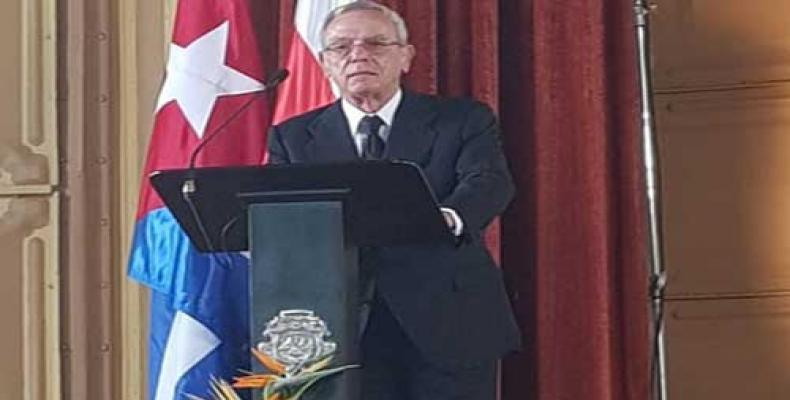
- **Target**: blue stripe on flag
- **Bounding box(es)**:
[128,207,191,295]
[131,208,250,399]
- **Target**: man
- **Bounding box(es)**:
[267,2,520,399]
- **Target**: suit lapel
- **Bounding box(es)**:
[305,92,439,164]
[306,101,360,162]
[385,92,438,164]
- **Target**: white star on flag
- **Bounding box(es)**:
[154,311,220,400]
[156,21,264,138]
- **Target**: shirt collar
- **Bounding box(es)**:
[341,89,402,134]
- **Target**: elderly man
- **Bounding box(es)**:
[266,1,520,399]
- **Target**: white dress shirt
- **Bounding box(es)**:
[341,89,401,155]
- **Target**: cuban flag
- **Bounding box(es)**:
[127,0,271,398]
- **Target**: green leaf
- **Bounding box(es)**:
[269,365,359,392]
[302,355,333,373]
[284,377,323,400]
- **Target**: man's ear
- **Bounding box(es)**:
[401,44,416,74]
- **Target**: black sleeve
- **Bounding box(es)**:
[440,102,515,233]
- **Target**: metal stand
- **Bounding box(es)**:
[633,2,668,400]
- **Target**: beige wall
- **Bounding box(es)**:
[653,0,790,398]
[0,0,59,398]
[0,0,171,398]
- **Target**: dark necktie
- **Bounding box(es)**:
[358,115,385,160]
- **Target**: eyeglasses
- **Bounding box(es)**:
[322,37,403,58]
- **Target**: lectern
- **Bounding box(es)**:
[150,161,451,400]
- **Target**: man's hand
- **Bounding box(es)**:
[442,210,456,230]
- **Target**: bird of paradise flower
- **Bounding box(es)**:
[187,348,358,400]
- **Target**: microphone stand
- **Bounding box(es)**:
[182,68,289,252]
[633,2,668,400]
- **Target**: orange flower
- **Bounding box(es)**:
[251,348,287,375]
[231,373,278,389]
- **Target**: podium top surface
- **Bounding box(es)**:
[150,161,453,252]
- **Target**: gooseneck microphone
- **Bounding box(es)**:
[181,68,289,252]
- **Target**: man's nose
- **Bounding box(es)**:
[348,42,374,58]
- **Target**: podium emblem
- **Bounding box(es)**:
[256,309,337,375]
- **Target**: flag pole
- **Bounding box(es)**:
[633,1,668,400]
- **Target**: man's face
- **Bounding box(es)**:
[320,10,415,101]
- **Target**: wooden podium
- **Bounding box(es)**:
[151,161,451,400]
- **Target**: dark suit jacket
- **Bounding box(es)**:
[267,91,521,368]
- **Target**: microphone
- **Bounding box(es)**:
[187,68,289,170]
[180,68,288,252]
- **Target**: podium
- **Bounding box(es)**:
[150,160,452,400]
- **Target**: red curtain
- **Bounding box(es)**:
[500,1,650,400]
[254,1,650,399]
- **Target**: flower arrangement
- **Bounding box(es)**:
[188,348,358,400]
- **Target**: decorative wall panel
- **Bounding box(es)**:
[666,297,790,398]
[657,86,790,297]
[652,0,790,89]
[0,196,59,399]
[0,0,58,398]
[0,0,57,195]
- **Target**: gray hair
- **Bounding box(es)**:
[320,1,410,47]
